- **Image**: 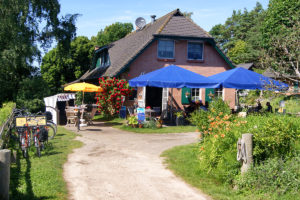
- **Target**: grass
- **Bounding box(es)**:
[93,114,197,134]
[119,125,197,134]
[161,144,240,200]
[9,126,82,200]
[270,95,300,113]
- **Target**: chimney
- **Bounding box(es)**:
[151,15,156,23]
[94,46,100,51]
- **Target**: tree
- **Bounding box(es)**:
[209,2,265,64]
[261,0,300,78]
[0,0,77,105]
[41,36,94,94]
[16,76,50,112]
[91,22,133,47]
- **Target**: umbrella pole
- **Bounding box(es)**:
[170,88,173,122]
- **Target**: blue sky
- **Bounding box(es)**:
[59,0,269,39]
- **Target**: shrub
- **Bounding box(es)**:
[235,156,300,197]
[239,115,300,163]
[0,102,15,126]
[96,77,133,117]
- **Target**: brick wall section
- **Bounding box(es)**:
[121,39,236,108]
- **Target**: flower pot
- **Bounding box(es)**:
[139,124,143,128]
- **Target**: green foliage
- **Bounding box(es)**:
[227,40,255,64]
[91,22,133,47]
[0,0,77,105]
[209,2,265,64]
[15,76,50,113]
[235,156,300,198]
[127,115,138,125]
[262,0,300,77]
[245,115,299,162]
[143,119,157,129]
[41,36,94,94]
[0,102,15,126]
[75,92,96,105]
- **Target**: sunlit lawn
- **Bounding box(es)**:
[10,127,82,200]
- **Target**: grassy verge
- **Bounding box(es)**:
[162,143,300,200]
[119,125,197,134]
[0,102,15,126]
[161,144,239,200]
[10,126,82,200]
[93,114,197,134]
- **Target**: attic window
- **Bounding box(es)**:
[96,50,110,68]
[158,40,174,59]
[188,42,203,60]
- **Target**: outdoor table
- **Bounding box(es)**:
[145,109,156,118]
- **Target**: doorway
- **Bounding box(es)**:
[146,87,162,108]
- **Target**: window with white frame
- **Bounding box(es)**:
[214,88,223,98]
[191,88,201,101]
[188,42,203,60]
[158,40,174,59]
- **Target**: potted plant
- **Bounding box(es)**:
[156,117,163,128]
[128,115,138,128]
[138,120,143,128]
[175,111,184,126]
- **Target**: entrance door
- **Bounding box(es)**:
[146,87,162,108]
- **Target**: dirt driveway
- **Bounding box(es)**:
[64,122,210,200]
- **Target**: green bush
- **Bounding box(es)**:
[143,119,157,129]
[235,156,300,197]
[240,115,300,163]
[0,102,15,126]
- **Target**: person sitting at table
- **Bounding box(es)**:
[265,102,273,113]
[254,101,262,112]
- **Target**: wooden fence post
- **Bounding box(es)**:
[241,133,253,174]
[0,149,11,200]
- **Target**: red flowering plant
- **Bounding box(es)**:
[96,77,133,117]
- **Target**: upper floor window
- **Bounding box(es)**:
[188,42,203,60]
[96,50,110,68]
[158,40,174,59]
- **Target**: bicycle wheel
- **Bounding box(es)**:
[22,148,28,158]
[47,121,57,133]
[45,124,56,140]
[34,135,41,157]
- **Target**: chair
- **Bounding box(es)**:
[66,109,77,126]
[84,107,97,125]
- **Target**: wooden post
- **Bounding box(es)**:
[241,133,253,174]
[0,149,11,200]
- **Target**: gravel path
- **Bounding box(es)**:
[63,122,210,200]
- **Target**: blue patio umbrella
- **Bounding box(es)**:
[208,67,288,90]
[129,65,220,88]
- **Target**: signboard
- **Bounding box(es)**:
[137,107,145,122]
[15,116,47,127]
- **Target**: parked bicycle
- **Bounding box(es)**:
[13,109,50,158]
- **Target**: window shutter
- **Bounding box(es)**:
[181,87,191,105]
[205,88,215,103]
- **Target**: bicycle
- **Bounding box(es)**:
[28,114,49,157]
[37,111,57,139]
